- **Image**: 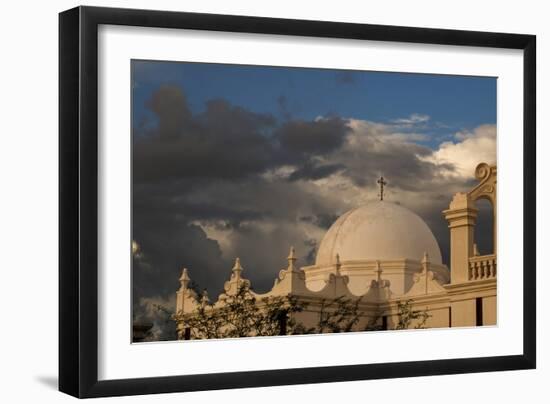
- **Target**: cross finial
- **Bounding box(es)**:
[377,176,387,201]
[375,260,383,282]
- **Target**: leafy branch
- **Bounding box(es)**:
[152,285,432,341]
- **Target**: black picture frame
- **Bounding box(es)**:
[59,5,536,398]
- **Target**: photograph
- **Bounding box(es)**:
[130,60,497,342]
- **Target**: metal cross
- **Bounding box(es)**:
[377,176,387,201]
[375,261,383,283]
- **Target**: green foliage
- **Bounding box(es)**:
[179,284,307,339]
[298,296,364,334]
[361,300,431,332]
[364,311,384,331]
[179,299,227,340]
[395,299,431,330]
[161,285,432,341]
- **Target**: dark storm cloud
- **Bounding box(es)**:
[299,213,340,230]
[327,126,456,191]
[177,201,265,226]
[315,213,341,229]
[134,85,276,183]
[276,118,350,156]
[131,220,227,340]
[288,162,345,182]
[134,86,351,184]
[343,153,446,191]
[132,84,356,322]
[161,177,344,290]
[146,84,193,140]
[133,212,228,298]
[132,174,343,302]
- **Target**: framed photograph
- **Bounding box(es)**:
[59,6,536,398]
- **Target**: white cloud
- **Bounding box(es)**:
[388,132,430,142]
[392,113,430,125]
[260,165,295,182]
[346,118,425,147]
[193,221,235,261]
[453,124,496,141]
[346,118,428,143]
[424,124,496,179]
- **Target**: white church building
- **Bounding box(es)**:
[174,163,497,338]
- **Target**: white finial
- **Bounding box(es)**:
[232,257,243,279]
[179,267,191,289]
[335,253,341,273]
[421,251,430,264]
[200,289,209,306]
[421,252,430,292]
[421,252,430,279]
[287,246,297,270]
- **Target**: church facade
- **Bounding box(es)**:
[174,162,497,338]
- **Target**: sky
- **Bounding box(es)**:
[131,60,496,340]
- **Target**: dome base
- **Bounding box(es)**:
[303,258,449,296]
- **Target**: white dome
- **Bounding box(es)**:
[315,201,442,265]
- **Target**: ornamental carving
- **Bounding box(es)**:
[468,162,497,206]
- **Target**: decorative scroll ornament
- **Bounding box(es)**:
[468,162,497,204]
